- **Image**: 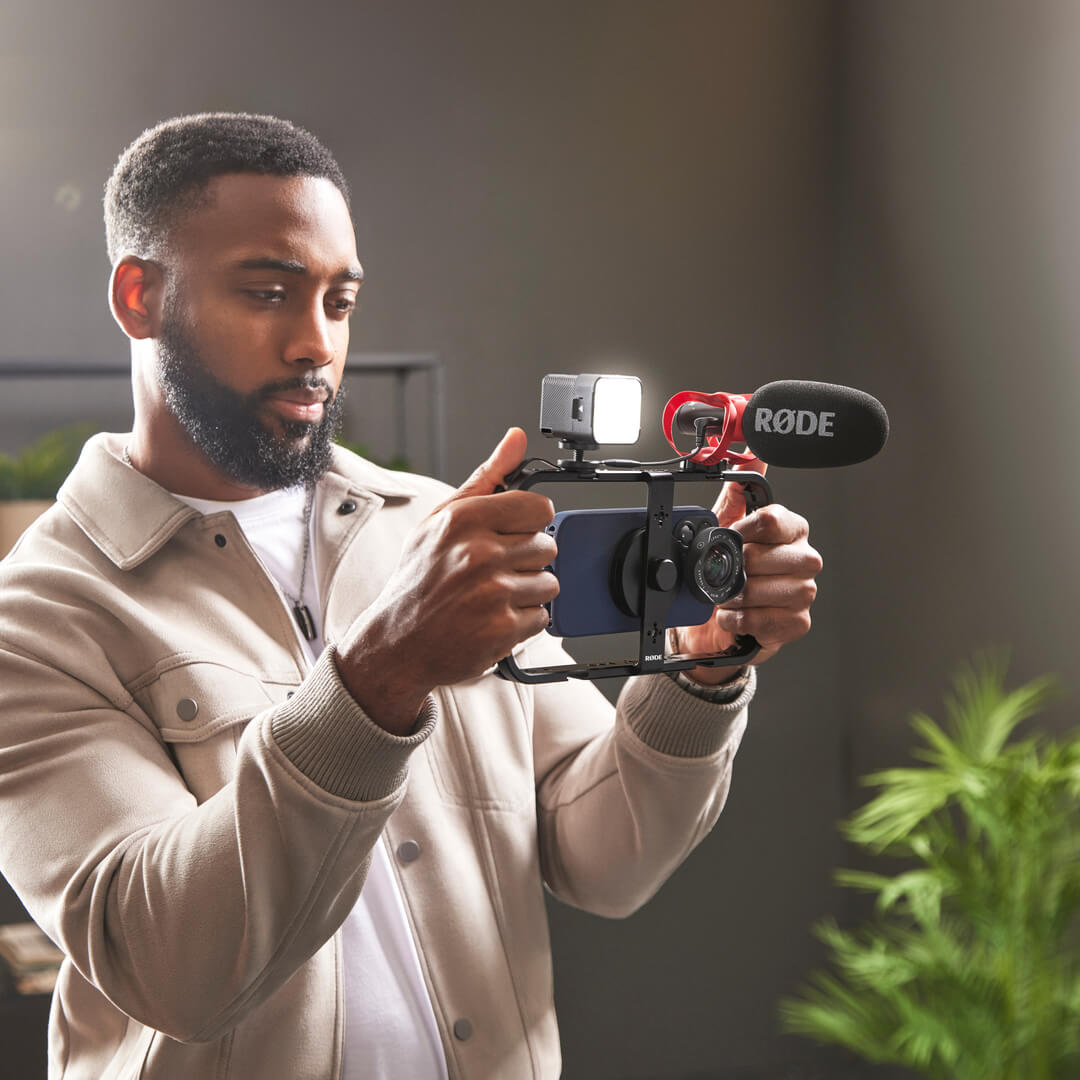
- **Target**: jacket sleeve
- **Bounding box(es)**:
[0,641,433,1043]
[524,633,755,918]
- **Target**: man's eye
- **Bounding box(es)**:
[246,289,285,303]
[329,296,357,315]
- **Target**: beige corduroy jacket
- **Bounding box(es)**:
[0,433,755,1080]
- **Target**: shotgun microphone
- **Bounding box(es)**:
[667,380,889,468]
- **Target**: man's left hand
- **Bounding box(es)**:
[675,461,822,685]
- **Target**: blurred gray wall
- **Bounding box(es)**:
[3,1,1076,1077]
[836,0,1080,777]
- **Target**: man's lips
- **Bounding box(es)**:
[263,389,329,424]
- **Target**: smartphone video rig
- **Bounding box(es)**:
[495,452,773,685]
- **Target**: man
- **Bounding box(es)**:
[0,114,821,1079]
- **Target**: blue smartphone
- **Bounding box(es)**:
[545,505,719,637]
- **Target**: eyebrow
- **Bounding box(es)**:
[233,257,364,282]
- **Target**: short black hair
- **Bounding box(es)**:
[104,112,350,264]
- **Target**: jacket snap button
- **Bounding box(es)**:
[176,698,199,722]
[338,500,357,515]
[396,840,421,864]
[214,534,227,548]
[452,1018,473,1042]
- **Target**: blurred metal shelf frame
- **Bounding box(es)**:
[0,352,447,480]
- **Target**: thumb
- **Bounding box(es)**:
[712,457,768,528]
[452,427,529,501]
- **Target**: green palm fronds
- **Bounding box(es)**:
[781,656,1080,1079]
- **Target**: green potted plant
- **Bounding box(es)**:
[781,657,1080,1078]
[0,424,97,557]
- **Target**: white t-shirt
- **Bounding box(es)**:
[176,485,448,1080]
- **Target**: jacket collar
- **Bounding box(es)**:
[58,433,419,571]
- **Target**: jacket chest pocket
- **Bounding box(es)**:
[132,661,290,804]
[427,674,536,810]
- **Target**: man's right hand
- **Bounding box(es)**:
[335,427,559,735]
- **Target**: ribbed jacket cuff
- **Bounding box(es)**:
[620,664,756,758]
[270,646,437,803]
[665,666,751,704]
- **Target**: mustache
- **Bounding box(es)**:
[254,374,336,401]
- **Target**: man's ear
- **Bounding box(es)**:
[109,256,164,340]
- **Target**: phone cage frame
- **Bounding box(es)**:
[495,459,773,684]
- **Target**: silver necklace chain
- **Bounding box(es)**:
[290,486,318,642]
[123,443,319,643]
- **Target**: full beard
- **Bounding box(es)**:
[156,313,346,491]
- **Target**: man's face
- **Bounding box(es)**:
[156,173,363,491]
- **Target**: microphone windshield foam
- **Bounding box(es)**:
[743,380,889,468]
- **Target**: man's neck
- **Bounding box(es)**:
[127,417,270,501]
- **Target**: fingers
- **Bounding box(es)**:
[711,459,769,528]
[725,503,819,578]
[505,530,558,572]
[720,573,817,610]
[711,604,813,648]
[437,490,554,537]
[519,605,554,638]
[741,536,822,579]
[700,499,821,666]
[729,503,810,546]
[498,604,554,658]
[468,572,557,668]
[502,569,559,608]
[446,427,529,503]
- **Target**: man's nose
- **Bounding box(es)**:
[285,302,336,368]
